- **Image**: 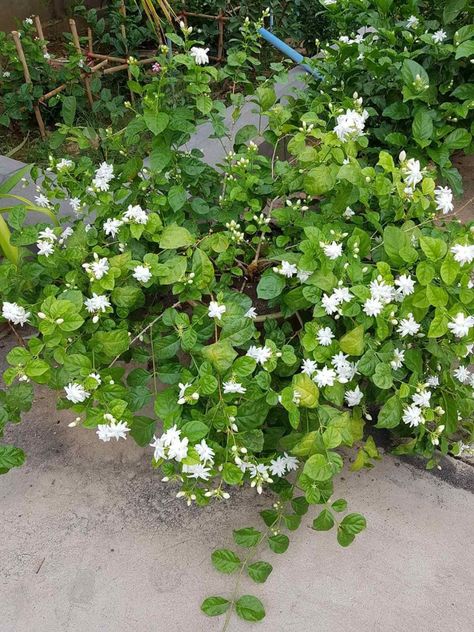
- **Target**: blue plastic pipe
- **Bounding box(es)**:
[258,27,322,80]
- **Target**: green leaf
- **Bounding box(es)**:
[444,0,467,24]
[168,185,187,212]
[412,109,433,148]
[339,325,365,356]
[373,364,393,389]
[331,498,348,512]
[235,124,258,147]
[201,596,230,617]
[0,445,26,473]
[92,329,129,360]
[440,258,460,284]
[337,529,355,547]
[222,462,244,485]
[416,261,435,285]
[202,340,237,373]
[382,102,410,120]
[235,595,265,622]
[376,396,402,429]
[130,416,156,446]
[428,309,449,338]
[181,420,208,443]
[304,165,335,196]
[401,59,429,86]
[312,509,335,531]
[292,374,319,408]
[444,128,472,149]
[211,548,241,574]
[268,533,289,554]
[303,453,333,481]
[420,236,447,261]
[144,110,169,136]
[61,95,76,126]
[233,527,262,548]
[340,513,367,534]
[159,224,194,249]
[257,271,285,300]
[247,561,272,583]
[322,426,342,449]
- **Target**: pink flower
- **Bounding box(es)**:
[152,62,161,73]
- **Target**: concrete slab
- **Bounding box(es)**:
[0,332,473,632]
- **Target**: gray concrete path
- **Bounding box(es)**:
[0,332,473,632]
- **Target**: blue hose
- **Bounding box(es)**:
[258,28,322,80]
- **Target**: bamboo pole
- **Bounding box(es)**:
[34,15,48,55]
[11,31,46,139]
[39,60,109,103]
[102,57,155,75]
[69,18,94,107]
[87,51,127,63]
[179,10,230,21]
[119,0,135,104]
[87,27,93,54]
[217,10,224,61]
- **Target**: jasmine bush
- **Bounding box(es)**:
[1,12,473,627]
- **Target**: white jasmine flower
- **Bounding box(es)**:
[426,375,439,387]
[96,419,130,442]
[177,382,192,405]
[333,286,353,303]
[402,404,424,427]
[38,227,57,241]
[345,385,363,406]
[395,274,415,297]
[343,206,355,219]
[397,313,420,337]
[103,218,123,237]
[403,158,423,188]
[432,29,447,44]
[391,348,405,370]
[82,255,109,280]
[184,463,211,480]
[195,439,215,464]
[249,463,272,493]
[297,269,311,283]
[278,260,298,277]
[331,352,349,370]
[161,425,181,447]
[451,243,474,266]
[313,366,337,387]
[322,293,340,315]
[64,382,90,404]
[84,293,110,313]
[406,15,419,29]
[24,17,33,25]
[56,158,73,171]
[281,452,299,472]
[334,108,368,142]
[448,312,474,338]
[223,380,246,394]
[317,327,334,346]
[269,456,287,477]
[370,279,394,303]
[434,186,453,214]
[363,297,384,317]
[133,264,152,284]
[336,360,358,384]
[190,46,209,65]
[322,241,343,260]
[69,197,81,213]
[150,436,165,459]
[1,301,30,326]
[454,366,471,384]
[245,306,258,319]
[168,436,189,462]
[301,358,318,376]
[35,193,51,208]
[3,71,11,78]
[88,372,101,384]
[208,301,226,319]
[59,227,73,244]
[92,161,114,191]
[412,390,431,408]
[37,239,55,257]
[247,345,272,365]
[123,204,148,224]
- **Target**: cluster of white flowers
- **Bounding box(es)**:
[36,226,57,257]
[84,293,111,322]
[448,312,474,338]
[177,382,199,405]
[64,382,90,404]
[82,253,110,280]
[247,345,273,365]
[35,193,52,209]
[301,351,358,388]
[1,301,30,326]
[334,108,368,142]
[190,46,209,65]
[453,365,474,386]
[397,313,421,337]
[402,387,432,427]
[208,301,226,320]
[150,425,191,463]
[274,260,297,278]
[322,284,353,316]
[56,158,74,172]
[133,264,152,284]
[123,204,148,225]
[451,243,474,266]
[92,162,114,191]
[320,240,343,260]
[225,219,245,243]
[401,156,424,194]
[103,217,123,238]
[268,452,299,477]
[223,380,246,395]
[96,414,130,441]
[434,186,454,215]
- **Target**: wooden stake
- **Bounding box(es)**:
[102,57,155,75]
[39,60,109,103]
[87,27,93,54]
[217,10,224,62]
[119,0,135,104]
[11,31,46,139]
[87,52,127,63]
[69,18,94,107]
[34,15,48,55]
